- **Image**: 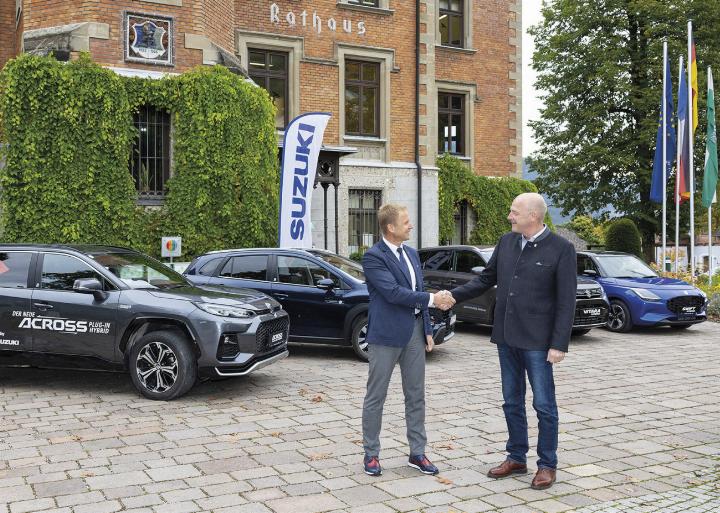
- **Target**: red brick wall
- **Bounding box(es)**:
[435,0,518,177]
[235,1,418,161]
[0,0,18,70]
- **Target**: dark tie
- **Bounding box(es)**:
[396,247,413,287]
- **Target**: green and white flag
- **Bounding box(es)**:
[703,67,718,208]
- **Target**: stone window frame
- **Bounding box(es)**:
[236,31,302,135]
[337,0,392,15]
[338,44,394,162]
[435,0,474,50]
[435,80,476,166]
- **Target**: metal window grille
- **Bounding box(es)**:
[131,105,171,199]
[345,60,380,137]
[439,0,464,47]
[438,92,465,155]
[248,48,289,129]
[348,190,382,254]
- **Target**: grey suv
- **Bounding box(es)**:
[0,245,289,400]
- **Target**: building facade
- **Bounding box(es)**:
[1,0,521,255]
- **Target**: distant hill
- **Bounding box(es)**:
[522,161,573,225]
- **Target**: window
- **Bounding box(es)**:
[455,250,484,274]
[348,189,382,254]
[248,49,289,129]
[41,254,104,291]
[439,0,464,47]
[347,0,379,6]
[277,256,341,288]
[577,255,600,276]
[197,258,225,277]
[452,200,468,244]
[0,252,32,289]
[345,60,380,137]
[131,105,171,199]
[439,93,465,155]
[219,255,269,281]
[422,250,453,272]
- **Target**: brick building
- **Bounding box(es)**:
[1,0,521,254]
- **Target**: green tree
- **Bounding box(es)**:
[528,0,720,262]
[566,215,604,245]
[605,218,643,257]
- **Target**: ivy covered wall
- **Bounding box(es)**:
[0,54,278,258]
[437,154,554,244]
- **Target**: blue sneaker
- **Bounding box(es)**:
[408,454,439,475]
[363,455,382,476]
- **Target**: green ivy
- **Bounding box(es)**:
[437,154,554,245]
[0,54,278,258]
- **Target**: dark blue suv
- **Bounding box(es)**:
[184,248,455,360]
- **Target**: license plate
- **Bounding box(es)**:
[271,332,283,344]
[449,314,456,325]
[678,313,696,321]
[583,308,601,316]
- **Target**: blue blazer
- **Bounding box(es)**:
[362,240,432,347]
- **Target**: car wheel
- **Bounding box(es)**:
[606,300,633,333]
[350,315,369,362]
[129,330,197,400]
[670,323,692,329]
[572,328,591,336]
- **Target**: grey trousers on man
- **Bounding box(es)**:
[362,316,427,457]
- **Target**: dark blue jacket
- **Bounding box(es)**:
[451,230,577,352]
[362,241,432,347]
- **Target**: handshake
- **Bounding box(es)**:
[434,290,456,311]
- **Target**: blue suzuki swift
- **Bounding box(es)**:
[577,251,708,332]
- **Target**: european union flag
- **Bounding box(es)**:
[650,57,677,204]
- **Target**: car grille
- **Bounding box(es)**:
[574,301,608,326]
[576,287,603,299]
[256,317,289,353]
[666,295,705,314]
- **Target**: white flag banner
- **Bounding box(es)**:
[278,112,331,248]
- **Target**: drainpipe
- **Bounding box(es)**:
[415,0,423,248]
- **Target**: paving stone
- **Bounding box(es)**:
[265,493,346,513]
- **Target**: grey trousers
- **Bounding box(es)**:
[362,317,427,457]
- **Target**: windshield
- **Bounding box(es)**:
[311,252,365,281]
[595,255,658,278]
[91,252,189,289]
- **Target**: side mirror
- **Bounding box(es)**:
[582,269,599,277]
[471,266,485,275]
[316,278,336,290]
[73,278,108,301]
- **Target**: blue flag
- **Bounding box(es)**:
[650,57,677,203]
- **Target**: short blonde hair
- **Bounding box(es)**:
[378,203,407,234]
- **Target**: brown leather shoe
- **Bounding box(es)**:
[487,459,528,479]
[531,468,557,490]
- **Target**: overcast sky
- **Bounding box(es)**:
[522,0,543,158]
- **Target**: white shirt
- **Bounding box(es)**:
[521,225,547,250]
[383,237,434,310]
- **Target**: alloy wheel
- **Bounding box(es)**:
[357,324,368,353]
[136,341,178,393]
[607,304,626,331]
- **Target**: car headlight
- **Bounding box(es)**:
[630,288,662,301]
[194,302,255,318]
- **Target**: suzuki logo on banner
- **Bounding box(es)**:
[278,112,331,249]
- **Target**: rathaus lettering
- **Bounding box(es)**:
[270,3,367,36]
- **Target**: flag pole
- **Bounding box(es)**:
[676,55,684,274]
[662,41,668,273]
[688,21,695,280]
[710,204,713,286]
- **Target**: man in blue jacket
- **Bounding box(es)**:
[361,204,454,477]
[449,193,576,490]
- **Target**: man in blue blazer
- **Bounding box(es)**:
[361,204,454,477]
[449,193,576,490]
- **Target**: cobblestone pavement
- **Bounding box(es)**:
[1,322,719,513]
